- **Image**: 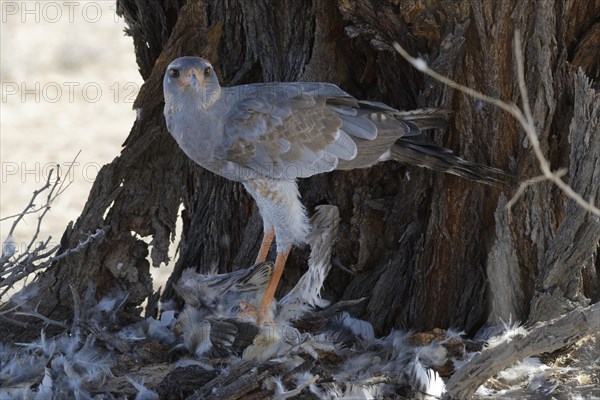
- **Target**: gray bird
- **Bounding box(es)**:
[163,56,507,324]
[173,264,270,357]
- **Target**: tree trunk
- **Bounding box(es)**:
[4,0,599,341]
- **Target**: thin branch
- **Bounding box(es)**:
[13,309,68,329]
[0,312,30,328]
[445,303,600,398]
[1,154,93,302]
[3,168,54,232]
[22,170,62,257]
[54,149,81,198]
[35,228,106,269]
[392,39,600,217]
[514,31,534,129]
[29,243,62,263]
[0,151,81,223]
[1,228,105,300]
[392,43,524,122]
[505,169,567,210]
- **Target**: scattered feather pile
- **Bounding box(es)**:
[1,205,598,399]
[0,332,114,399]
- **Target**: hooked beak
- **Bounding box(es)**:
[179,67,204,92]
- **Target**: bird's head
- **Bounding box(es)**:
[163,56,221,108]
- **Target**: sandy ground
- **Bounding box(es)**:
[1,3,171,290]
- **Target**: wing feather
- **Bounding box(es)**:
[325,130,358,160]
[215,83,444,179]
[218,84,349,178]
[339,113,378,140]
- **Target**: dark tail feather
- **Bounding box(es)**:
[395,108,452,134]
[391,138,512,187]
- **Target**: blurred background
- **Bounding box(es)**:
[0,3,160,286]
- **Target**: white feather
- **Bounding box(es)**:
[443,329,465,341]
[176,307,219,358]
[477,317,527,348]
[414,341,448,367]
[128,377,160,400]
[269,375,286,394]
[33,368,54,400]
[278,205,338,321]
[17,330,55,358]
[296,371,316,386]
[497,357,549,385]
[338,312,375,342]
[407,357,430,391]
[324,383,389,400]
[0,353,46,386]
[269,372,318,400]
[70,336,113,378]
[147,316,176,343]
[407,356,445,398]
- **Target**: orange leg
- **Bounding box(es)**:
[255,225,275,264]
[257,246,291,325]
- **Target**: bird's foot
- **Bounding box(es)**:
[237,300,273,326]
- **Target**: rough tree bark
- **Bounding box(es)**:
[3,0,599,342]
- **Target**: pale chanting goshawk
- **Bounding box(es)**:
[163,56,506,324]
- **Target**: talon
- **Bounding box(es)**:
[237,300,273,325]
[237,300,258,318]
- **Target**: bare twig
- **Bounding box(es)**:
[505,169,567,210]
[0,228,105,300]
[0,312,30,328]
[514,32,534,129]
[13,309,68,329]
[54,149,81,198]
[0,166,62,271]
[392,37,600,217]
[36,228,106,269]
[22,170,61,257]
[0,150,81,223]
[4,169,54,234]
[0,154,105,298]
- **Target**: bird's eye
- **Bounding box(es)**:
[169,68,180,78]
[203,67,211,77]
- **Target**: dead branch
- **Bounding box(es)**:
[13,308,68,329]
[38,228,106,269]
[445,302,600,398]
[0,160,106,319]
[0,151,80,223]
[187,360,301,400]
[0,228,104,301]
